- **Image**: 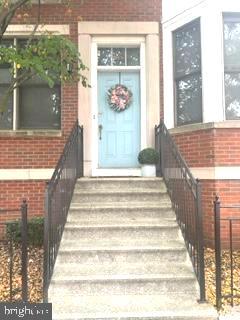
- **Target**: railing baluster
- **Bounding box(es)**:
[21,199,28,302]
[43,120,84,301]
[214,197,222,310]
[229,219,233,307]
[9,225,13,302]
[155,121,206,302]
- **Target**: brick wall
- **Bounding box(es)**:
[173,127,240,167]
[0,1,162,235]
[172,128,240,247]
[0,181,45,238]
[201,180,240,248]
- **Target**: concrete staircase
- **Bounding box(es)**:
[48,178,218,320]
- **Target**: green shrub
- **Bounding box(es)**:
[6,217,44,246]
[138,148,160,165]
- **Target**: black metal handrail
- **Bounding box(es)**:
[0,200,28,302]
[43,120,83,301]
[214,197,240,309]
[155,120,206,302]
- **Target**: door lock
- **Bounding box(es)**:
[98,124,103,140]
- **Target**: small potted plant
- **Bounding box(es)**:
[138,148,160,177]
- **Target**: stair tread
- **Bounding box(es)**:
[70,202,172,209]
[66,218,176,225]
[64,220,178,228]
[50,294,217,319]
[52,263,195,280]
[78,178,164,182]
[59,239,185,251]
[74,189,167,194]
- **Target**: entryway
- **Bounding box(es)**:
[98,71,140,168]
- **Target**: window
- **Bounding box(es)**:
[98,47,140,66]
[224,15,240,120]
[173,19,202,126]
[0,38,61,130]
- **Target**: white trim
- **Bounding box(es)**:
[169,120,240,135]
[0,169,54,180]
[92,37,145,44]
[191,167,240,180]
[78,22,159,35]
[92,168,141,177]
[97,66,141,71]
[91,38,146,176]
[1,167,239,180]
[78,22,160,176]
[5,24,70,36]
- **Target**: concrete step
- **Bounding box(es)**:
[76,177,166,191]
[49,294,217,320]
[49,274,197,296]
[67,205,175,223]
[52,262,195,280]
[71,189,170,204]
[62,223,180,241]
[56,240,188,264]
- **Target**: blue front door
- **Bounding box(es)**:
[98,71,141,168]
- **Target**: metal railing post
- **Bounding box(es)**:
[196,180,206,302]
[155,125,161,177]
[214,196,222,310]
[79,126,84,178]
[43,183,50,302]
[21,199,28,302]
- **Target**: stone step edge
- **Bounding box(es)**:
[51,273,196,282]
[52,311,217,320]
[69,203,173,209]
[77,177,164,182]
[73,189,167,195]
[64,224,179,229]
[58,244,186,253]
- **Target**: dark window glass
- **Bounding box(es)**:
[19,77,61,129]
[0,40,13,129]
[173,19,202,126]
[97,47,140,66]
[127,48,140,66]
[112,48,125,66]
[98,48,112,66]
[224,16,240,120]
[176,74,202,125]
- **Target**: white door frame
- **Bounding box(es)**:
[91,37,146,176]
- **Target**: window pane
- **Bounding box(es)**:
[176,74,202,126]
[0,87,13,129]
[127,48,140,66]
[225,73,240,120]
[0,39,14,69]
[224,20,240,69]
[0,60,13,129]
[19,86,61,129]
[98,48,111,66]
[174,20,201,78]
[112,48,125,66]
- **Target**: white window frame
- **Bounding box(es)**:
[1,25,69,132]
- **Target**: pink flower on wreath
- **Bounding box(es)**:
[107,84,133,112]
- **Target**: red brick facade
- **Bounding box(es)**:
[0,1,162,235]
[173,128,240,168]
[1,1,239,247]
[0,181,45,237]
[172,128,240,246]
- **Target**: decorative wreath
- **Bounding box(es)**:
[107,84,133,112]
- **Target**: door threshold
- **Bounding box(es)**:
[92,168,141,177]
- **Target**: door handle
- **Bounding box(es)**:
[98,124,103,140]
